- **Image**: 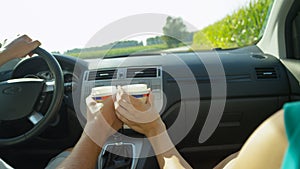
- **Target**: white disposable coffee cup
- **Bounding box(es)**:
[122,84,150,103]
[91,86,117,103]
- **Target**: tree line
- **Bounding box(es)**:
[64,16,193,55]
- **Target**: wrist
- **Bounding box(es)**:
[84,122,110,148]
[145,120,166,138]
[147,130,175,155]
[0,48,13,65]
[0,47,16,59]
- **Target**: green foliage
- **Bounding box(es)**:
[146,36,164,46]
[51,51,61,55]
[162,17,189,47]
[65,40,143,54]
[65,44,168,59]
[193,0,273,50]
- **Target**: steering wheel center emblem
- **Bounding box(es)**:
[3,86,22,95]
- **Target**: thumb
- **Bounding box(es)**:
[28,40,41,57]
[30,40,41,49]
[86,95,97,106]
[86,95,103,114]
[147,90,155,106]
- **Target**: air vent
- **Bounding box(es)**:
[88,69,117,81]
[255,68,278,79]
[251,54,267,60]
[127,68,157,78]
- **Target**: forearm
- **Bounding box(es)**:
[56,132,104,169]
[0,49,13,66]
[148,131,192,169]
[0,35,41,66]
[213,152,239,169]
[224,110,287,169]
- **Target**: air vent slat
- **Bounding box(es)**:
[88,69,117,81]
[255,68,278,79]
[127,68,157,78]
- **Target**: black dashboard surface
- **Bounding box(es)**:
[0,45,294,169]
[7,45,291,153]
[82,45,290,151]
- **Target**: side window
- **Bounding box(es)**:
[292,12,300,59]
[286,1,300,59]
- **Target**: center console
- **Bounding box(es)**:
[97,135,149,169]
[81,66,163,114]
[99,142,135,169]
[80,66,163,168]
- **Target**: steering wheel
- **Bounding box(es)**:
[0,47,64,147]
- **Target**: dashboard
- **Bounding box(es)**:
[1,45,296,169]
[80,46,290,148]
[75,46,292,168]
[7,45,292,159]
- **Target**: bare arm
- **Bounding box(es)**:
[147,127,192,169]
[0,35,40,66]
[56,132,103,169]
[223,110,287,169]
[57,96,122,169]
[213,152,239,169]
[115,88,192,169]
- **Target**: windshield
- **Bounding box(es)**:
[1,0,273,59]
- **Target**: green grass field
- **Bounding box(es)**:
[65,44,169,59]
[192,0,273,50]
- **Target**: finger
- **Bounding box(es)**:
[115,102,134,119]
[115,89,122,103]
[119,92,149,113]
[117,89,145,113]
[25,40,41,57]
[30,40,41,49]
[117,85,122,91]
[21,34,32,42]
[116,90,133,110]
[116,86,122,99]
[111,91,117,102]
[86,95,104,114]
[119,99,140,116]
[115,101,128,115]
[119,90,135,104]
[119,87,130,98]
[89,103,103,115]
[86,105,93,120]
[86,95,96,106]
[147,90,154,105]
[115,98,133,116]
[115,111,130,124]
[118,97,133,109]
[28,52,34,57]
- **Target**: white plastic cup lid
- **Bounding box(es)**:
[122,84,150,95]
[91,86,117,97]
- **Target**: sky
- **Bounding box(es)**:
[0,0,250,53]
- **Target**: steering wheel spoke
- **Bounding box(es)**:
[43,80,55,93]
[28,111,44,125]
